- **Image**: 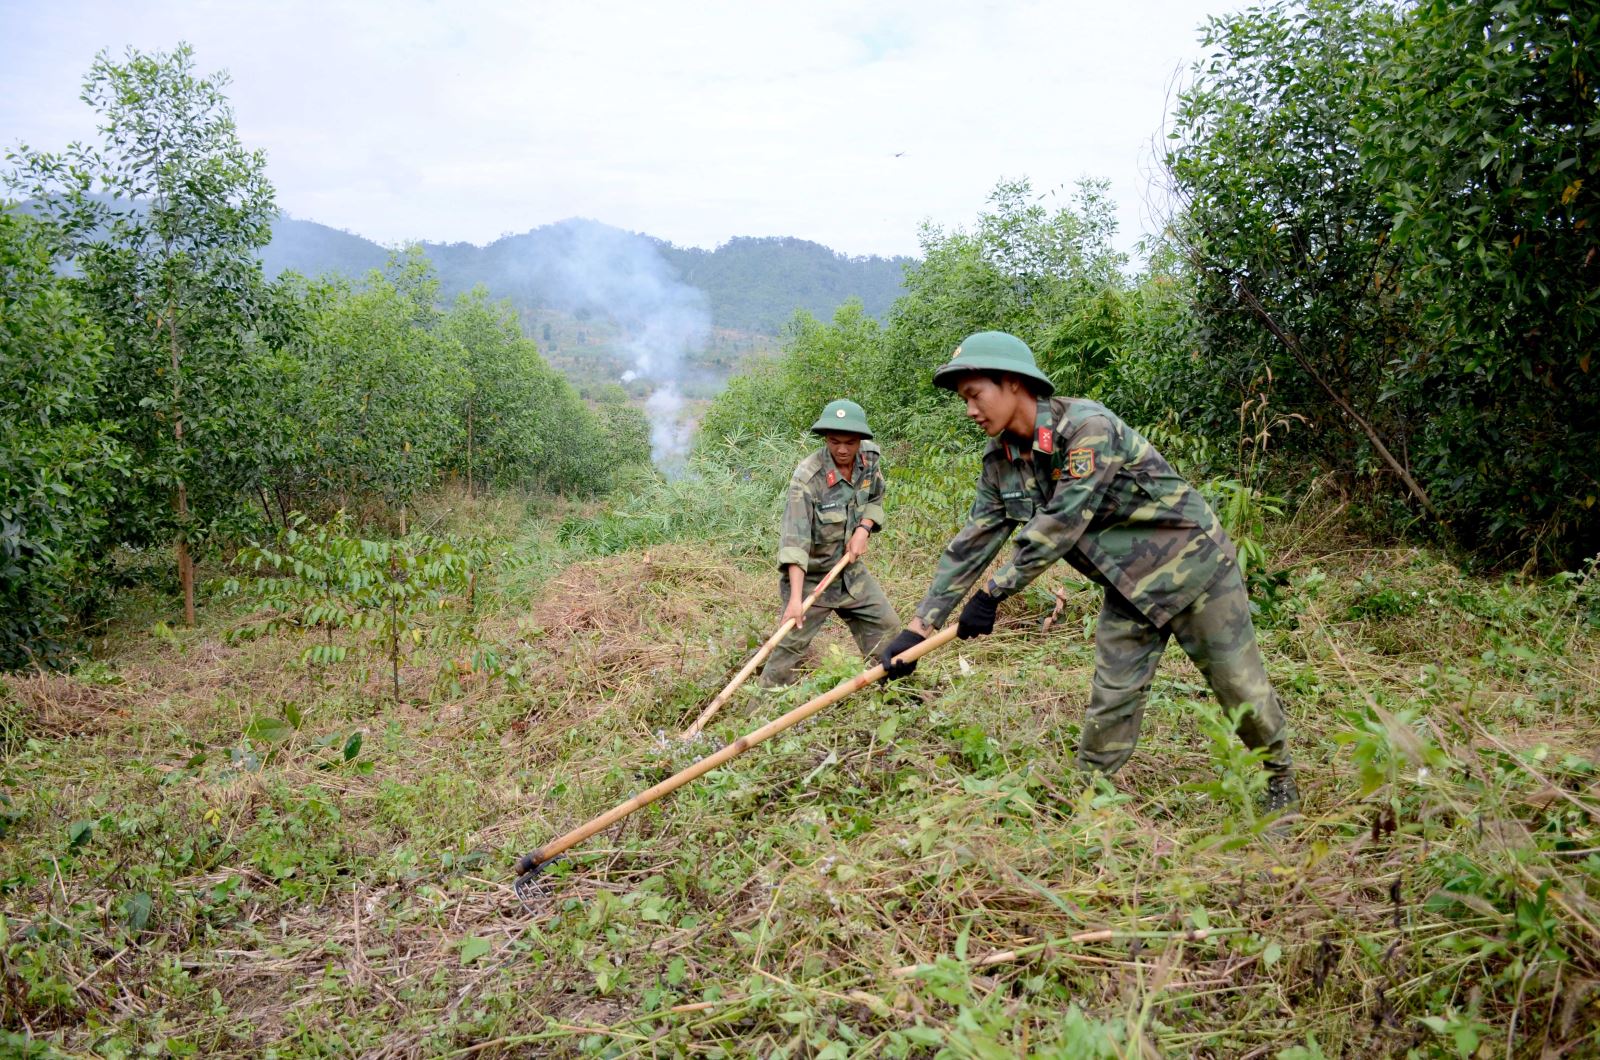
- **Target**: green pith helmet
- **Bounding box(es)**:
[931,331,1056,397]
[810,399,873,438]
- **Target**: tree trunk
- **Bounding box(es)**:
[176,500,194,625]
[257,485,276,530]
[1233,279,1442,523]
[389,592,400,703]
[169,303,195,626]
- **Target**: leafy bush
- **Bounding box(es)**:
[0,211,130,668]
[1167,0,1599,568]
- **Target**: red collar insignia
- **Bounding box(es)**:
[1036,427,1054,454]
[826,469,838,487]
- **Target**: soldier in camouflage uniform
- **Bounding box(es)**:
[878,332,1299,815]
[760,399,902,687]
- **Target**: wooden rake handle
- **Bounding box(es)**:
[516,624,959,876]
[681,551,854,739]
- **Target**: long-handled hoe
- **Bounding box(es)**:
[514,625,958,903]
[681,552,853,739]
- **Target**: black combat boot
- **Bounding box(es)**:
[1263,770,1301,824]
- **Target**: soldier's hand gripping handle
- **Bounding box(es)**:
[957,589,1000,640]
[879,628,925,681]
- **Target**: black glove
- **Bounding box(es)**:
[957,590,1000,640]
[878,628,925,681]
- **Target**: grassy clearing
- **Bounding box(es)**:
[1,478,1598,1058]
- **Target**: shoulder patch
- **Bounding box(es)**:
[798,449,830,480]
[1067,447,1096,479]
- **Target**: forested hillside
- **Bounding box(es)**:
[262,215,911,336]
[3,2,1598,1057]
[256,214,389,278]
[660,236,910,333]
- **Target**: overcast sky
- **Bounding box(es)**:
[1,0,1236,258]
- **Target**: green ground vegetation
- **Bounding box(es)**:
[0,463,1596,1057]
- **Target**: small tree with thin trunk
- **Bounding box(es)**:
[7,42,276,624]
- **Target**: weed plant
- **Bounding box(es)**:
[215,512,503,702]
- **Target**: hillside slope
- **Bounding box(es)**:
[2,463,1596,1056]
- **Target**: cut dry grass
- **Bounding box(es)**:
[2,672,138,741]
[1,495,1597,1058]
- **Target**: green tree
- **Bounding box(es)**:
[442,287,510,497]
[0,210,130,667]
[1362,0,1600,562]
[1168,0,1599,566]
[276,252,462,523]
[695,300,884,449]
[696,358,792,449]
[1099,240,1204,438]
[1166,0,1424,511]
[872,179,1128,437]
[699,179,1134,453]
[594,401,652,485]
[441,285,640,494]
[261,262,631,516]
[8,43,277,622]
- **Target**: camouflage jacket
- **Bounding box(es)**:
[777,442,886,598]
[915,398,1236,628]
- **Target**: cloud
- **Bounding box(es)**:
[0,0,1235,256]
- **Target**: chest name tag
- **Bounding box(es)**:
[1000,490,1027,500]
[819,502,841,510]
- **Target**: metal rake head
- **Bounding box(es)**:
[512,852,563,911]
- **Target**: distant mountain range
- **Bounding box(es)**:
[261,215,913,336]
[12,197,910,395]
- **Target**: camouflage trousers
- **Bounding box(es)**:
[1079,565,1291,776]
[759,567,900,687]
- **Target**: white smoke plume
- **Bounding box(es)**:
[496,219,709,470]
